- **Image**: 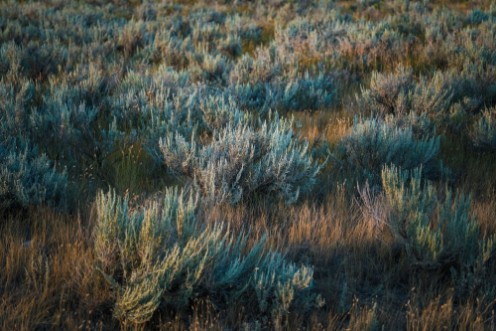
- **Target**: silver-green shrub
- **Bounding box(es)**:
[358,67,414,116]
[0,79,68,212]
[230,82,280,115]
[357,67,453,117]
[94,188,317,325]
[0,140,67,213]
[333,117,442,188]
[199,94,250,131]
[229,51,281,86]
[381,165,480,271]
[281,72,335,112]
[229,49,335,113]
[160,117,321,205]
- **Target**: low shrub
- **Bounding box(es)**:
[94,188,318,326]
[0,140,67,213]
[357,67,453,117]
[280,72,335,112]
[160,117,321,205]
[381,165,480,272]
[332,117,442,189]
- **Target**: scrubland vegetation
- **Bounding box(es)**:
[1,0,496,329]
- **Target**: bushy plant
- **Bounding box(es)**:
[160,117,321,205]
[228,51,282,115]
[471,107,496,151]
[229,50,335,113]
[466,9,490,25]
[94,188,318,326]
[197,53,231,83]
[334,19,408,72]
[357,67,453,117]
[199,93,250,131]
[0,139,67,213]
[358,67,413,116]
[280,72,335,112]
[0,80,36,137]
[230,82,280,115]
[381,165,480,272]
[388,111,436,139]
[332,117,442,188]
[229,50,280,86]
[436,67,496,114]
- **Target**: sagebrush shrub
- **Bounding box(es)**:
[357,67,453,117]
[0,140,67,213]
[94,188,318,325]
[357,67,414,116]
[229,51,280,86]
[280,72,335,112]
[199,93,250,131]
[332,117,442,188]
[229,50,335,113]
[160,117,321,205]
[388,111,436,139]
[230,82,280,115]
[381,165,480,272]
[198,53,231,82]
[0,80,36,137]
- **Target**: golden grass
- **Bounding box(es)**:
[406,293,492,331]
[293,110,353,146]
[473,196,496,236]
[0,208,111,330]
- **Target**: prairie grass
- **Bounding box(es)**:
[0,208,111,330]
